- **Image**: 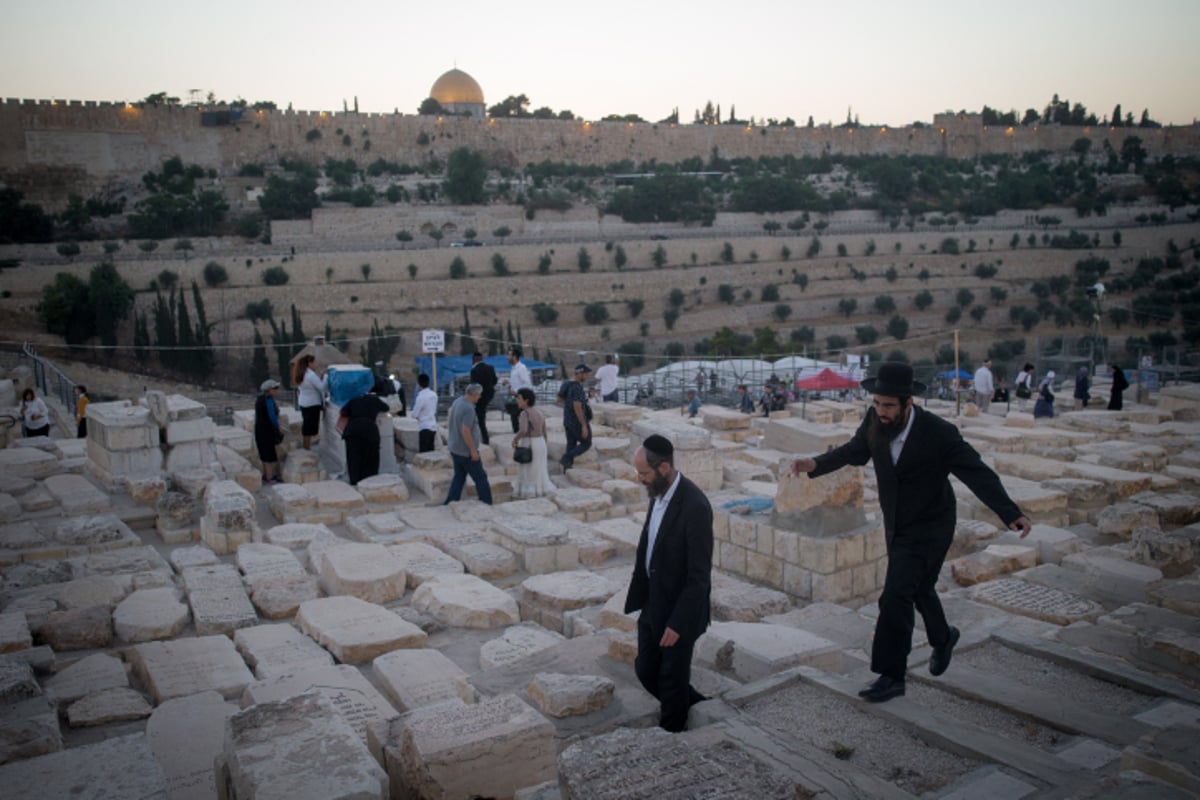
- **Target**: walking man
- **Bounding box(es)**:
[443,384,493,505]
[625,434,713,732]
[505,347,533,433]
[790,362,1030,702]
[973,359,994,413]
[469,352,498,445]
[412,373,438,453]
[559,363,592,470]
[596,354,620,403]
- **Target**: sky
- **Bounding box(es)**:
[6,0,1198,126]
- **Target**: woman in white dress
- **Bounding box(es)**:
[292,354,327,450]
[512,388,555,497]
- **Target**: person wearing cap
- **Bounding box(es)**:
[790,362,1031,703]
[625,434,713,732]
[558,363,593,470]
[254,379,287,484]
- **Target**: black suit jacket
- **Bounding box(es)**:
[470,362,497,403]
[624,474,714,642]
[810,405,1022,547]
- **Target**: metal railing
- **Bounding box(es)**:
[23,342,77,409]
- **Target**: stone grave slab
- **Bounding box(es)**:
[200,480,258,554]
[33,605,113,651]
[0,612,32,653]
[1062,550,1164,602]
[371,649,474,712]
[590,517,642,552]
[1130,527,1197,578]
[565,467,609,490]
[66,686,152,727]
[236,542,307,589]
[146,690,236,800]
[519,570,618,633]
[155,491,197,544]
[398,692,555,800]
[969,578,1105,625]
[598,586,637,633]
[0,447,60,479]
[132,634,255,703]
[233,623,336,680]
[81,544,174,583]
[394,504,460,529]
[222,691,387,800]
[694,621,841,682]
[527,672,614,718]
[552,487,614,517]
[296,596,427,663]
[479,623,568,670]
[181,563,258,636]
[112,587,190,642]
[318,542,407,603]
[558,725,796,800]
[242,662,399,743]
[488,514,580,574]
[306,479,366,521]
[428,528,519,578]
[264,483,317,523]
[168,545,219,571]
[249,574,320,620]
[356,473,409,504]
[0,694,60,765]
[42,651,128,707]
[1098,502,1161,537]
[498,497,560,516]
[568,527,618,565]
[711,574,792,622]
[52,514,140,551]
[0,732,167,798]
[387,541,464,588]
[172,467,217,498]
[42,473,110,514]
[262,521,337,551]
[410,574,521,630]
[345,511,410,544]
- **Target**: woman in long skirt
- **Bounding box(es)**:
[513,388,555,497]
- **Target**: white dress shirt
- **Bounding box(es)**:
[508,360,532,394]
[889,405,917,465]
[645,472,682,574]
[412,387,438,431]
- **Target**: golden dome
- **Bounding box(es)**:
[430,69,484,105]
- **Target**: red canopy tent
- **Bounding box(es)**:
[795,368,860,391]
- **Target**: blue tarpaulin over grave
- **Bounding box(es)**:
[413,355,559,391]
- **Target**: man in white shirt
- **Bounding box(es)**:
[505,347,533,433]
[595,354,620,403]
[411,373,439,452]
[973,359,994,413]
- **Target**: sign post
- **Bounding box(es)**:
[422,330,445,395]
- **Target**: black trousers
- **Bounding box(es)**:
[871,533,952,680]
[635,621,704,732]
[343,422,380,486]
[475,398,492,445]
[418,429,436,453]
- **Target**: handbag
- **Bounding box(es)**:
[513,445,533,464]
[504,397,520,415]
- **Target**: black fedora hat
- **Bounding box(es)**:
[860,362,926,397]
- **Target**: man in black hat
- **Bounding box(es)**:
[791,362,1031,702]
[625,434,713,731]
[558,363,593,470]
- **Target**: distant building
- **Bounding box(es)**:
[429,68,485,119]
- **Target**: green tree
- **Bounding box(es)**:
[837,298,858,317]
[855,325,879,345]
[428,229,444,248]
[262,266,289,286]
[360,263,371,281]
[444,147,487,204]
[395,230,413,244]
[537,253,552,274]
[583,302,610,324]
[493,225,512,242]
[652,245,668,268]
[956,288,975,307]
[626,298,645,317]
[449,256,467,279]
[763,220,781,236]
[873,295,896,314]
[532,303,558,325]
[250,326,270,385]
[407,263,418,279]
[56,242,81,261]
[38,273,92,344]
[886,315,909,340]
[613,245,628,270]
[577,247,592,272]
[203,261,229,288]
[806,237,821,258]
[761,284,780,302]
[753,327,780,354]
[668,288,686,308]
[157,269,179,290]
[913,290,934,310]
[258,173,319,220]
[491,253,509,276]
[173,239,193,260]
[663,308,680,330]
[718,284,736,304]
[774,303,793,322]
[721,242,735,263]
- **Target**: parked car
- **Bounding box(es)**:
[451,240,483,247]
[650,233,670,240]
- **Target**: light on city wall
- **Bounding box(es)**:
[489,118,496,126]
[880,127,887,134]
[1005,127,1014,136]
[939,128,945,135]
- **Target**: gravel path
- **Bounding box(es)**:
[906,681,1068,751]
[956,642,1154,715]
[742,682,981,795]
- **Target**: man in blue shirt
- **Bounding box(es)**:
[559,364,592,470]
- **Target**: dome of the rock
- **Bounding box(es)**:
[430,69,484,106]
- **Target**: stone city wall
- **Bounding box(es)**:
[3,99,1198,204]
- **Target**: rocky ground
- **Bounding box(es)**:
[0,377,1198,799]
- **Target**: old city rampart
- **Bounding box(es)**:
[3,98,1200,204]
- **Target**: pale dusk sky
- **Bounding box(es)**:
[6,0,1197,126]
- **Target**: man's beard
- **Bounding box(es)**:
[868,407,907,449]
[645,471,671,499]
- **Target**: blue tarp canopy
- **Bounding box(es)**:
[413,355,559,391]
[938,368,973,379]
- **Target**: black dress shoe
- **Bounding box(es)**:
[858,675,905,703]
[929,626,960,677]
